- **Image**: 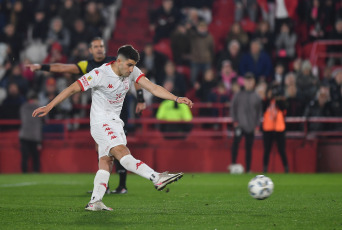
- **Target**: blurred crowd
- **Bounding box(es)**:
[0,0,342,132]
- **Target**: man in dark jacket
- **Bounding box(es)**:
[239,39,272,82]
[19,92,43,173]
[229,72,262,173]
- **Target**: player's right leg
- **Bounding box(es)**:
[85,155,113,211]
[110,145,183,191]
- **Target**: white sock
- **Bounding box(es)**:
[90,169,110,203]
[120,154,159,183]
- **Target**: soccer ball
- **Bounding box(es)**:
[248,175,274,200]
[228,164,244,174]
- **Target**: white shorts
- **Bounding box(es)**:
[90,120,127,159]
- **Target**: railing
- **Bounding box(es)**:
[1,117,342,140]
[309,40,342,70]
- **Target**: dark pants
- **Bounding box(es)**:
[20,139,40,173]
[231,129,254,172]
[263,131,288,172]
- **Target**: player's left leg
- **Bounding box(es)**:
[110,145,183,191]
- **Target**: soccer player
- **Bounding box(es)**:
[26,37,145,194]
[32,45,193,211]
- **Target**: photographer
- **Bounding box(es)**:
[262,85,289,173]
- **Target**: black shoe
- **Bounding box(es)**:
[111,186,127,194]
[87,186,111,194]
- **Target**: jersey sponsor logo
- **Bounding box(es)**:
[80,76,89,87]
[136,161,145,170]
[108,97,125,104]
[95,69,99,76]
[87,76,92,81]
[108,84,113,88]
[111,135,117,140]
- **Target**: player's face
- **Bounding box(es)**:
[118,59,136,77]
[89,40,106,61]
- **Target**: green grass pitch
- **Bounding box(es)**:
[0,173,341,230]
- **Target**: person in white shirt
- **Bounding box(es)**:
[32,45,193,211]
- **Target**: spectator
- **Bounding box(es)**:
[195,68,217,102]
[188,20,214,84]
[226,22,249,51]
[58,0,80,30]
[275,22,297,66]
[274,0,298,34]
[46,17,70,52]
[43,42,68,65]
[137,43,168,85]
[259,0,276,31]
[252,20,274,56]
[19,92,43,173]
[68,42,90,64]
[38,77,71,119]
[29,9,49,42]
[296,60,319,104]
[0,23,23,60]
[292,57,302,76]
[234,0,258,22]
[239,39,273,82]
[216,39,242,72]
[229,73,262,173]
[69,19,93,50]
[160,61,187,97]
[170,22,191,66]
[149,0,182,43]
[9,0,30,39]
[218,60,243,98]
[262,86,289,173]
[7,64,29,96]
[304,85,333,131]
[208,82,230,117]
[84,1,105,38]
[322,0,335,33]
[272,63,286,89]
[329,70,342,117]
[327,19,342,66]
[1,82,25,119]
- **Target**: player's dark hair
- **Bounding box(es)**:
[117,45,140,63]
[89,37,104,47]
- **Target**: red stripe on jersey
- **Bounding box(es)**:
[136,73,145,83]
[77,79,85,91]
[105,60,115,66]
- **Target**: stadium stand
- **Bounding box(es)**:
[1,0,342,173]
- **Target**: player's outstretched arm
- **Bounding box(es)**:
[26,63,80,74]
[32,81,82,117]
[137,76,193,108]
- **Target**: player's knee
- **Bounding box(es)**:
[110,145,130,161]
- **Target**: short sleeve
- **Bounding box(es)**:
[77,60,88,75]
[77,68,101,91]
[132,66,145,83]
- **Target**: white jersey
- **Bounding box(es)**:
[77,61,145,126]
